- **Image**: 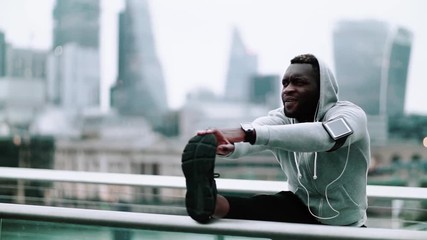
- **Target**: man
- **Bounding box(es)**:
[181,54,370,227]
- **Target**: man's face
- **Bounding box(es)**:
[281,63,320,122]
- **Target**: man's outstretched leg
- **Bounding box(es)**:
[181,134,218,223]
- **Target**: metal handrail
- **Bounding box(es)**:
[1,203,427,240]
[1,167,427,239]
[1,166,427,200]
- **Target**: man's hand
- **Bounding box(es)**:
[197,129,236,156]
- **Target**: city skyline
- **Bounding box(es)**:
[0,0,426,114]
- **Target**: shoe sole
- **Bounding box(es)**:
[181,134,217,223]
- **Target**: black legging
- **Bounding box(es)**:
[224,191,321,224]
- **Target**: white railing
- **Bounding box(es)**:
[1,166,427,200]
[1,202,427,240]
[1,167,427,239]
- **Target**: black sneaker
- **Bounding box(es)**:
[181,134,218,223]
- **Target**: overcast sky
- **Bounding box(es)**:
[0,0,426,114]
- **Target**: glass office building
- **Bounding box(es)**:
[333,20,412,117]
[110,0,168,128]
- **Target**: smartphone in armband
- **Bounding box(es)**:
[322,118,353,141]
[322,118,353,152]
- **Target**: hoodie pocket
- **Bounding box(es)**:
[336,184,360,207]
[316,184,361,219]
[328,185,360,209]
[327,184,363,224]
[295,183,362,223]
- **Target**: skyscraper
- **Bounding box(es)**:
[249,74,280,109]
[224,28,258,102]
[0,44,48,128]
[53,0,100,49]
[385,28,412,117]
[47,44,100,110]
[110,0,168,127]
[0,31,5,77]
[333,19,412,117]
[48,0,100,110]
[6,48,48,79]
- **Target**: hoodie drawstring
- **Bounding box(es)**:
[291,118,318,180]
[313,152,318,180]
[293,152,318,180]
[293,152,302,179]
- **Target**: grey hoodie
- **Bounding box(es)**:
[227,58,370,226]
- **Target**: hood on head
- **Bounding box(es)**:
[314,56,339,121]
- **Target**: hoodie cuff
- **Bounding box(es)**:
[254,125,270,145]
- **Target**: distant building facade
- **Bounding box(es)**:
[180,89,269,140]
[0,31,6,77]
[47,44,100,110]
[110,0,168,129]
[48,0,101,111]
[333,19,412,116]
[385,28,413,117]
[224,28,258,103]
[5,48,48,79]
[249,74,281,109]
[53,0,100,49]
[0,77,45,128]
[333,19,412,145]
[0,43,48,128]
